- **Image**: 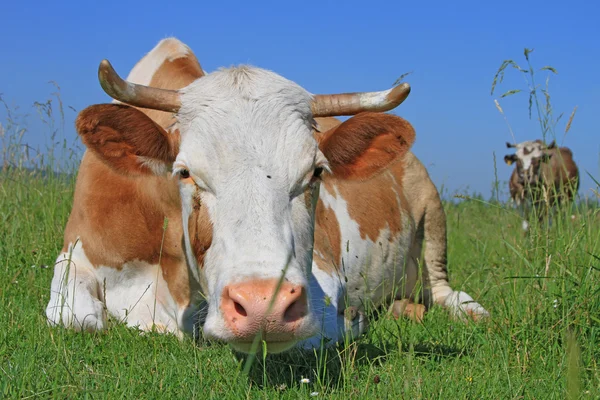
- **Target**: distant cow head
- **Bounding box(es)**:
[504,139,556,186]
[75,61,415,353]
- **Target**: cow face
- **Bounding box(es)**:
[77,66,415,353]
[505,140,554,186]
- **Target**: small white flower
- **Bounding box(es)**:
[300,378,310,384]
[553,299,558,308]
[310,392,319,397]
[275,383,287,391]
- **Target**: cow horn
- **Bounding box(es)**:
[310,82,411,117]
[506,142,517,148]
[98,60,181,112]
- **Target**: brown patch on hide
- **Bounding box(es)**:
[187,189,213,269]
[313,198,342,275]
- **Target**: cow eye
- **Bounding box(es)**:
[313,167,324,179]
[179,169,190,179]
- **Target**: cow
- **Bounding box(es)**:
[46,38,488,354]
[504,139,579,230]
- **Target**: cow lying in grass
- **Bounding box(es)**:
[505,139,579,231]
[46,38,488,353]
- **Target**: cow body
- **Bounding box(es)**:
[46,38,487,353]
[306,145,469,344]
[504,140,579,230]
[46,40,203,335]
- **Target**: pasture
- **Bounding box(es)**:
[1,164,599,398]
[1,51,599,398]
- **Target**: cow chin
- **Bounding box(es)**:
[229,339,299,354]
[202,312,320,354]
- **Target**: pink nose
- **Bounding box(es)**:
[221,279,308,341]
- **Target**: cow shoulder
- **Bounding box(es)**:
[63,151,183,267]
[317,155,412,246]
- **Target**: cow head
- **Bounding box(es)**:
[504,140,555,186]
[75,60,415,353]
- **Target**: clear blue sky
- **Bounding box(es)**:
[2,0,599,199]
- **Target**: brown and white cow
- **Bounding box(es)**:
[504,139,579,230]
[46,38,488,353]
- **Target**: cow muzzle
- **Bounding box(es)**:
[219,279,314,353]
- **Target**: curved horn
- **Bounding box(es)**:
[311,82,411,117]
[98,60,181,112]
[506,142,517,148]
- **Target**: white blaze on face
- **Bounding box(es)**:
[173,66,326,339]
[514,141,545,172]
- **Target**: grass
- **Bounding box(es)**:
[1,169,599,398]
[1,50,599,398]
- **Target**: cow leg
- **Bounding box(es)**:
[46,241,185,336]
[46,241,107,332]
[342,306,368,340]
[421,191,490,320]
[390,299,426,323]
[439,291,489,320]
[518,200,531,232]
[98,260,183,337]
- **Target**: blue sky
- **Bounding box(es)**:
[1,0,599,198]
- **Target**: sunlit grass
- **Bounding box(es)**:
[2,163,599,398]
[1,50,599,398]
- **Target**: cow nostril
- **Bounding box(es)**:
[283,300,305,322]
[283,290,307,323]
[233,301,247,317]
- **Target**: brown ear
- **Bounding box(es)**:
[318,112,415,180]
[76,104,179,175]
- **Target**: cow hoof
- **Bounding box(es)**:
[343,306,368,339]
[137,323,181,338]
[466,308,489,322]
[390,299,425,323]
[444,291,489,322]
[344,306,358,321]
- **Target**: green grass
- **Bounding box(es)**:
[1,168,599,399]
[1,49,599,398]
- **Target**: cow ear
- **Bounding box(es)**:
[546,140,557,149]
[76,104,179,175]
[504,154,515,165]
[541,152,553,162]
[318,112,415,180]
